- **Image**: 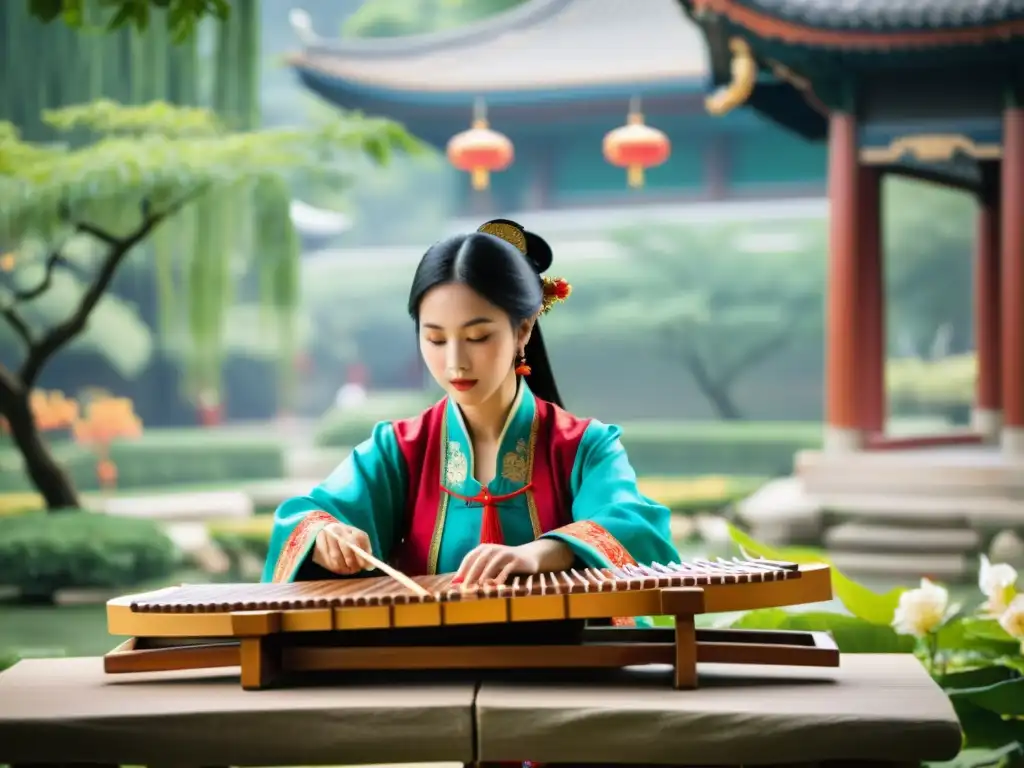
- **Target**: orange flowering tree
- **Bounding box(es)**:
[71,395,143,492]
[0,388,79,438]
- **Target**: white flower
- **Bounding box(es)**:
[892,578,950,637]
[998,594,1024,642]
[978,554,1018,616]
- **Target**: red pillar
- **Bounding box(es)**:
[824,112,863,451]
[974,187,1001,440]
[1001,107,1024,453]
[858,166,885,436]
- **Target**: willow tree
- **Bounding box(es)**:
[0,99,420,510]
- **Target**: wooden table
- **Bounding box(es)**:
[0,654,962,768]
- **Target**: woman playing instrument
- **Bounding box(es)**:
[262,218,680,600]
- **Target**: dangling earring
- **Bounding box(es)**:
[515,352,531,376]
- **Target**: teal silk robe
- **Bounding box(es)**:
[262,382,679,599]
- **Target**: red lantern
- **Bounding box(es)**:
[447,117,514,191]
[603,110,671,189]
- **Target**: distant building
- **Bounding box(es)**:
[285,0,828,232]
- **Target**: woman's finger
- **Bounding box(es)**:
[323,532,347,573]
[349,529,373,569]
[327,529,358,573]
[464,548,505,586]
[493,558,518,586]
[453,546,485,584]
[338,541,363,574]
[477,552,513,585]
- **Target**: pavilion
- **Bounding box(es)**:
[678,0,1024,577]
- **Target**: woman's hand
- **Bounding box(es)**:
[312,521,373,575]
[453,539,575,587]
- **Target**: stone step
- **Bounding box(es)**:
[808,492,1022,526]
[826,550,971,581]
[824,522,981,554]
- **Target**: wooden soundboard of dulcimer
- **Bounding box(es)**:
[127,557,801,614]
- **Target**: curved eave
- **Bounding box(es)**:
[687,0,1024,51]
[288,0,712,108]
[291,60,709,109]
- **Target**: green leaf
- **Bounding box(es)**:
[963,618,1020,645]
[952,699,1024,750]
[28,0,64,23]
[730,608,915,653]
[928,743,1024,768]
[939,664,1019,691]
[949,678,1024,717]
[727,523,906,626]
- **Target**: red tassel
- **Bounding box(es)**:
[478,488,505,545]
[440,484,532,548]
[514,363,531,376]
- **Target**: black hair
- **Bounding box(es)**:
[407,218,564,408]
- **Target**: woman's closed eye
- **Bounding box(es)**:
[426,336,491,346]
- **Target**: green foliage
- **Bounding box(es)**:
[0,430,286,492]
[0,100,423,400]
[27,0,230,42]
[0,510,178,597]
[727,522,907,626]
[209,524,270,572]
[555,221,826,418]
[884,177,975,359]
[889,353,975,407]
[731,608,915,653]
[596,221,826,339]
[727,526,1024,766]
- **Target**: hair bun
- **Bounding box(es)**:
[478,218,553,274]
[524,230,553,274]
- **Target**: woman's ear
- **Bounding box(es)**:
[517,316,536,351]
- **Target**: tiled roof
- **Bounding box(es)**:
[728,0,1024,31]
[289,0,710,93]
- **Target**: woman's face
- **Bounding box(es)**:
[418,282,532,408]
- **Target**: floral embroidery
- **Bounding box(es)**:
[501,437,530,484]
[445,440,468,486]
[272,510,336,583]
[552,520,636,568]
[551,521,638,627]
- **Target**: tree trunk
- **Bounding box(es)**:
[702,383,743,421]
[3,389,81,510]
[682,350,744,420]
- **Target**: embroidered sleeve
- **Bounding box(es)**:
[268,510,337,583]
[261,421,408,584]
[539,420,680,570]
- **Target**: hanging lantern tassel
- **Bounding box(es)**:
[447,118,515,191]
[603,111,671,189]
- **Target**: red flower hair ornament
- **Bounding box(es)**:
[541,276,572,315]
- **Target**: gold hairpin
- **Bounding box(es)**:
[478,221,527,254]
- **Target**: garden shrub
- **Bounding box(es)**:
[0,510,178,600]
